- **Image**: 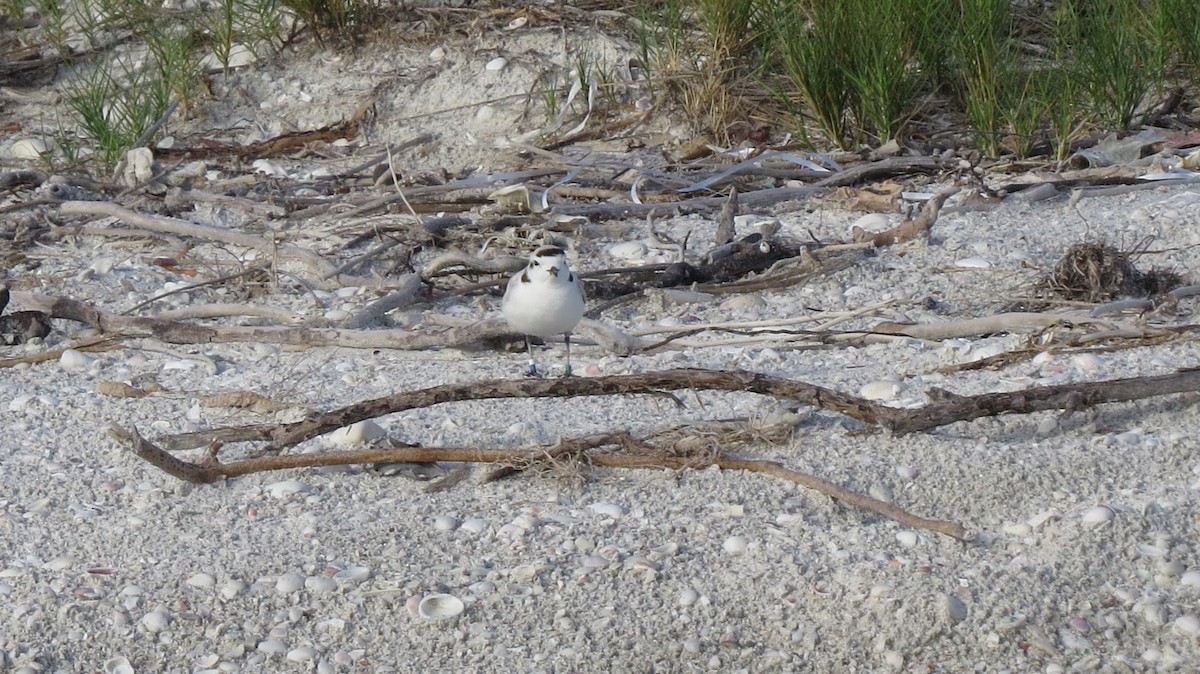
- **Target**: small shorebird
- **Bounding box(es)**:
[501,245,586,376]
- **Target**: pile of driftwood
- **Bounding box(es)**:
[2,130,1197,542]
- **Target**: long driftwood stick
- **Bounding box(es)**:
[110,425,969,540]
[58,201,339,280]
[148,367,1200,456]
[12,292,642,355]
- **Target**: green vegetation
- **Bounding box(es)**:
[641,0,1200,157]
[4,0,1199,171]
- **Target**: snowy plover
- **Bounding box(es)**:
[501,245,586,376]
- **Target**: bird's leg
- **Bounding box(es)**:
[562,332,574,377]
[524,336,540,377]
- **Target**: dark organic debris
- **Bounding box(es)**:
[0,285,52,345]
[1044,242,1183,302]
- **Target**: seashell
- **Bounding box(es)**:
[257,638,287,654]
[264,480,313,500]
[305,576,337,593]
[606,241,648,261]
[1026,509,1061,529]
[275,573,304,594]
[220,579,245,600]
[588,503,625,519]
[679,588,699,606]
[429,46,445,62]
[459,518,487,535]
[417,593,465,621]
[943,595,968,622]
[333,566,370,583]
[852,213,890,231]
[329,420,385,446]
[895,530,918,548]
[141,608,170,632]
[1081,505,1114,526]
[1071,353,1104,371]
[433,515,458,531]
[953,257,992,269]
[286,646,317,662]
[485,57,508,72]
[860,380,905,401]
[9,137,55,159]
[186,572,216,589]
[103,657,135,674]
[722,535,749,556]
[1172,615,1200,637]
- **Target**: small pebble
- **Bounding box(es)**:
[895,531,918,548]
[433,515,458,531]
[485,57,507,71]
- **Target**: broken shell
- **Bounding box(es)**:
[487,184,531,213]
[505,16,527,30]
[485,57,507,72]
[417,593,465,621]
[429,46,445,62]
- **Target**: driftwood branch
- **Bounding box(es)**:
[147,367,1200,456]
[109,425,969,540]
[852,188,957,246]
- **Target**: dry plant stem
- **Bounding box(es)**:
[58,201,338,280]
[110,426,968,540]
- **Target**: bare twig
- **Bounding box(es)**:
[109,425,969,540]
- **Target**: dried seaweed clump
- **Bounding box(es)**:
[1044,242,1182,302]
